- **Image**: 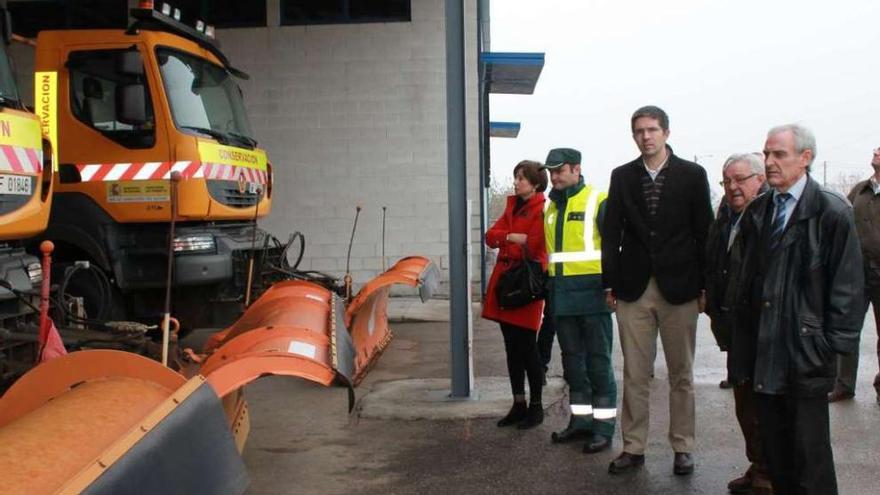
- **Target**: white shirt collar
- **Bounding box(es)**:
[773,172,808,201]
[870,177,880,195]
[642,152,670,181]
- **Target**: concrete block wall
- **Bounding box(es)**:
[217,0,483,297]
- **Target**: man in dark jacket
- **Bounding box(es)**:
[705,153,772,494]
[830,145,880,404]
[602,106,713,475]
[734,124,864,495]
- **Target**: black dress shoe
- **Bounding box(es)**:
[608,452,645,474]
[827,387,855,403]
[497,402,527,427]
[516,403,544,429]
[719,379,733,389]
[673,452,694,475]
[582,433,611,454]
[726,472,751,493]
[550,416,591,443]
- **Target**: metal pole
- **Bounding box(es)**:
[445,0,473,398]
[476,0,489,298]
[161,171,182,367]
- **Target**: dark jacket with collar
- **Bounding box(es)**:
[602,147,714,304]
[705,183,768,384]
[731,176,865,396]
[848,179,880,289]
[706,200,739,351]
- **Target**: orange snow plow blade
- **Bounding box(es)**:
[345,256,439,385]
[195,256,439,398]
[0,350,248,495]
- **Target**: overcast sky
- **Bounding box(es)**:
[488,0,880,196]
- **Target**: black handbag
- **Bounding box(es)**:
[495,246,545,308]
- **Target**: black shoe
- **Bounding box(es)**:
[582,433,612,454]
[608,452,645,474]
[673,452,695,475]
[516,404,544,429]
[497,402,527,427]
[719,379,733,389]
[827,387,855,403]
[550,416,591,443]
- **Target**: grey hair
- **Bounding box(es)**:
[722,153,764,176]
[767,123,817,169]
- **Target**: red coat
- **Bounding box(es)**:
[481,193,548,331]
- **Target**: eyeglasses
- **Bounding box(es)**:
[719,173,757,187]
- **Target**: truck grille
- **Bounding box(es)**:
[206,179,260,208]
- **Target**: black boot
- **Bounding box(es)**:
[497,402,528,427]
[516,403,544,429]
[550,415,591,443]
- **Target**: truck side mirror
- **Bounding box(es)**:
[116,83,147,126]
[118,50,144,77]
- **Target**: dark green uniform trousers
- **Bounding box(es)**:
[556,313,617,438]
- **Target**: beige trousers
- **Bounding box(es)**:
[617,277,698,455]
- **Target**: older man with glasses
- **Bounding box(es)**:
[705,153,772,494]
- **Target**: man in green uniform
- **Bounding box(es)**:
[543,148,617,454]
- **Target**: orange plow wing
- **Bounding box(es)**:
[194,256,439,398]
[0,350,248,495]
[345,256,440,385]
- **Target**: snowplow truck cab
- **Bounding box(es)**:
[34,7,275,329]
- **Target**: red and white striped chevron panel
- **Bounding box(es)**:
[75,161,268,184]
[0,145,43,174]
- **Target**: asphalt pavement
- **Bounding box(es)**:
[241,300,880,494]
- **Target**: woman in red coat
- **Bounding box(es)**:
[482,160,548,429]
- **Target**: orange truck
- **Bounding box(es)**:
[33,2,278,330]
[0,4,53,387]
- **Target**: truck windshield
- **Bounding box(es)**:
[156,47,255,148]
[0,45,21,107]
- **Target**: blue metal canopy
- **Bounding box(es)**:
[489,122,521,138]
[480,52,545,95]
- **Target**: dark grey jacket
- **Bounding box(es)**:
[732,176,865,397]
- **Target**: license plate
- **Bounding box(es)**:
[0,174,31,195]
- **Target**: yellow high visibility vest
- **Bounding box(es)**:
[544,185,606,277]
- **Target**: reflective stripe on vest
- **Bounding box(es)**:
[546,186,605,276]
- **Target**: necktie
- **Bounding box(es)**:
[768,193,791,251]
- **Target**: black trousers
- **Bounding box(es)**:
[536,299,555,369]
[733,381,768,479]
[500,322,543,404]
[755,393,837,495]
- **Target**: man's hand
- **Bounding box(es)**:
[507,233,528,245]
[698,290,707,314]
[605,291,617,312]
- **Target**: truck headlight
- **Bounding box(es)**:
[27,262,42,286]
[173,235,216,254]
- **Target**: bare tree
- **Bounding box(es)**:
[827,171,865,197]
[487,176,513,224]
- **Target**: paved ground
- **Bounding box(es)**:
[241,303,880,494]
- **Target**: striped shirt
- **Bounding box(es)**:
[642,170,667,219]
